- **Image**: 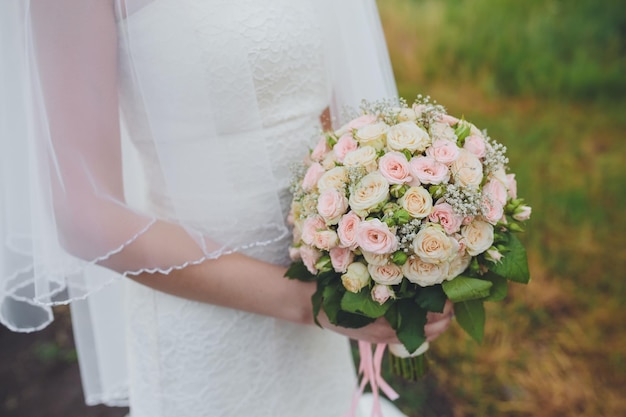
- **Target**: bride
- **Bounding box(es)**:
[0,1,453,416]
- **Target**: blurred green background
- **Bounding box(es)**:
[376,0,626,416]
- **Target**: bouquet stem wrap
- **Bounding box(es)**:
[346,342,399,417]
[388,342,429,381]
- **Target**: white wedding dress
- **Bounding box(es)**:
[117,1,361,416]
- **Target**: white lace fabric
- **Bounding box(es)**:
[0,0,398,415]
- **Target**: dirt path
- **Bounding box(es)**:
[0,307,128,417]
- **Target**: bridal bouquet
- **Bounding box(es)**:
[285,96,531,381]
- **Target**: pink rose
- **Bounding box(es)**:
[301,215,326,245]
[426,139,461,165]
[356,219,398,255]
[410,155,450,185]
[333,134,358,163]
[463,135,487,158]
[348,114,378,130]
[378,151,413,184]
[513,205,532,221]
[302,163,325,191]
[429,202,463,234]
[481,194,504,225]
[300,245,321,275]
[330,247,354,273]
[317,189,348,225]
[311,135,330,162]
[337,211,361,249]
[438,114,459,126]
[506,174,517,200]
[371,284,394,305]
[312,230,339,251]
[482,179,508,206]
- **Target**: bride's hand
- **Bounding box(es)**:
[317,300,454,344]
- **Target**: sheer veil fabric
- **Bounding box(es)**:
[0,0,397,408]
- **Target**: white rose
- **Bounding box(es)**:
[343,146,379,173]
[312,230,339,251]
[348,172,389,213]
[387,122,431,153]
[402,255,449,286]
[398,186,433,219]
[446,251,472,280]
[317,166,349,193]
[362,250,390,266]
[355,122,388,150]
[397,108,417,122]
[429,122,457,142]
[341,262,371,293]
[450,149,483,187]
[368,263,403,285]
[412,225,460,264]
[461,220,494,256]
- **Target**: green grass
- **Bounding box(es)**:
[376,0,626,415]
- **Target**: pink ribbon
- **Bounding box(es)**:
[345,342,400,417]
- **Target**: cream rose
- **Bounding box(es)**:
[356,219,398,255]
[387,122,431,153]
[343,146,379,173]
[397,108,417,122]
[446,251,472,280]
[317,188,348,225]
[412,225,460,264]
[348,172,389,213]
[312,230,339,251]
[368,263,403,285]
[362,250,390,266]
[402,255,449,286]
[429,122,457,142]
[461,220,494,256]
[355,122,388,150]
[378,151,413,185]
[317,166,349,193]
[398,186,433,219]
[341,262,371,293]
[450,149,483,187]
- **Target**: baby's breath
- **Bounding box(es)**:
[483,134,509,175]
[443,184,482,217]
[397,218,422,253]
[347,166,367,194]
[414,94,447,130]
[289,161,308,200]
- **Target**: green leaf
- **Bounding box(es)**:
[335,311,376,328]
[454,299,485,343]
[341,289,391,318]
[396,300,427,353]
[489,234,530,283]
[284,261,316,282]
[311,283,324,327]
[415,285,447,312]
[482,272,508,302]
[385,304,399,329]
[442,276,492,302]
[321,286,343,325]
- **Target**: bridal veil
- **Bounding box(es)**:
[0,0,396,406]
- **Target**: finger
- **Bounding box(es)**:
[424,316,452,342]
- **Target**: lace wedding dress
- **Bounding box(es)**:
[118,1,361,416]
